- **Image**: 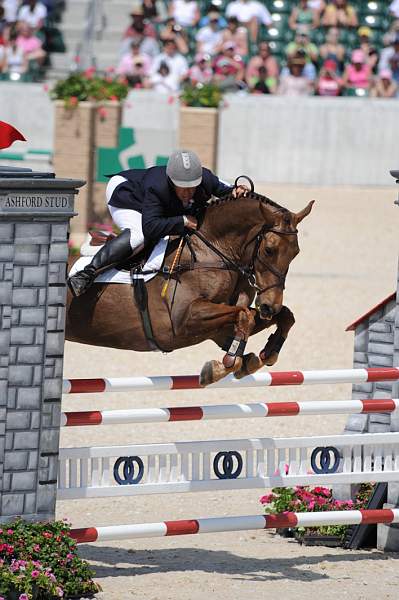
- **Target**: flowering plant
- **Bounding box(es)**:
[0,519,100,599]
[180,82,223,108]
[261,484,373,541]
[50,68,129,107]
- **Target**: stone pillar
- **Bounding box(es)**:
[0,170,83,523]
[53,101,95,245]
[179,107,219,170]
[378,169,399,550]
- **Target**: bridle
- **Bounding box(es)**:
[245,223,298,296]
[192,222,298,300]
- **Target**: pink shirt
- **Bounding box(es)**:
[16,35,41,54]
[346,64,371,88]
[117,53,151,76]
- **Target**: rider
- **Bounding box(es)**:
[68,149,244,297]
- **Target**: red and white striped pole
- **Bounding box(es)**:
[61,398,399,427]
[70,508,399,543]
[62,367,399,394]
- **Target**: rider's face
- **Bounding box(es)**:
[174,185,197,207]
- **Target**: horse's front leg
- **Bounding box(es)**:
[175,295,255,386]
[234,305,295,379]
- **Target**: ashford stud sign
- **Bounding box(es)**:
[0,193,72,211]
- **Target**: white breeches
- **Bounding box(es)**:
[106,176,145,250]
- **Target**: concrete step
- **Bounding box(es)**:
[50,50,118,70]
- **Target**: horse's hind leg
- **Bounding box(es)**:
[175,298,255,386]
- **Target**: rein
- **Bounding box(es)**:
[191,224,298,296]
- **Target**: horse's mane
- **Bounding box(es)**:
[207,189,288,215]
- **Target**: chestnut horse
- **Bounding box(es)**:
[65,191,313,386]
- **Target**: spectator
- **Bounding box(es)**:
[342,49,372,93]
[168,0,200,28]
[117,39,152,79]
[357,26,378,71]
[188,53,213,84]
[319,27,345,72]
[17,0,47,31]
[17,21,45,64]
[196,10,223,56]
[198,6,227,28]
[316,58,342,95]
[249,65,271,94]
[213,57,244,91]
[322,0,358,29]
[246,41,279,92]
[123,9,157,39]
[120,20,159,59]
[3,0,19,24]
[278,55,312,95]
[151,38,188,83]
[159,17,189,54]
[150,60,179,93]
[214,40,245,82]
[390,0,399,19]
[2,30,28,76]
[288,0,318,31]
[142,0,167,22]
[371,69,397,97]
[218,16,248,57]
[378,32,399,73]
[225,0,272,42]
[389,51,399,84]
[308,0,326,14]
[286,26,318,80]
[0,5,7,38]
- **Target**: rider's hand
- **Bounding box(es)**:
[232,184,249,198]
[184,216,198,230]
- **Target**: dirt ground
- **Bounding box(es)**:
[60,183,399,600]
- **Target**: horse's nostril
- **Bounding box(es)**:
[260,304,274,318]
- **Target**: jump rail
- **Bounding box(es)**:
[61,398,399,427]
[62,367,399,394]
[71,508,399,543]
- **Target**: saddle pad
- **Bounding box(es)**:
[68,237,169,284]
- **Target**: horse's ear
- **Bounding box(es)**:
[295,200,315,225]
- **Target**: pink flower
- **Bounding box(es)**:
[43,84,49,92]
[19,595,29,600]
[56,587,64,597]
[84,67,96,78]
[7,529,13,535]
[313,487,331,496]
[42,532,53,539]
[167,95,175,104]
[74,55,81,64]
[33,544,40,552]
[260,493,276,505]
[110,95,118,101]
[31,570,40,578]
[97,106,107,120]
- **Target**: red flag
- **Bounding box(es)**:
[0,121,26,150]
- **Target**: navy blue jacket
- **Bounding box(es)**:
[108,166,232,242]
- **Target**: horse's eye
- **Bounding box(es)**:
[264,247,273,257]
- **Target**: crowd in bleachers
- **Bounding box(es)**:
[0,0,64,80]
[115,0,399,97]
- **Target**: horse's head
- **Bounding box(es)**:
[248,200,314,320]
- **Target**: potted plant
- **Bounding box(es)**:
[50,69,129,243]
[179,82,223,171]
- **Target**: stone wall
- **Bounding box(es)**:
[0,173,82,522]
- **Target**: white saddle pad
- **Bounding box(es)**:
[68,237,169,284]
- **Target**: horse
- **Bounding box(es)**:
[65,190,314,386]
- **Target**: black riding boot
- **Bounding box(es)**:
[68,229,133,297]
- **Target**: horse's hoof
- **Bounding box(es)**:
[199,360,218,386]
[260,350,278,366]
[234,353,259,379]
[222,353,236,368]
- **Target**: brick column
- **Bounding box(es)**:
[0,172,83,523]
